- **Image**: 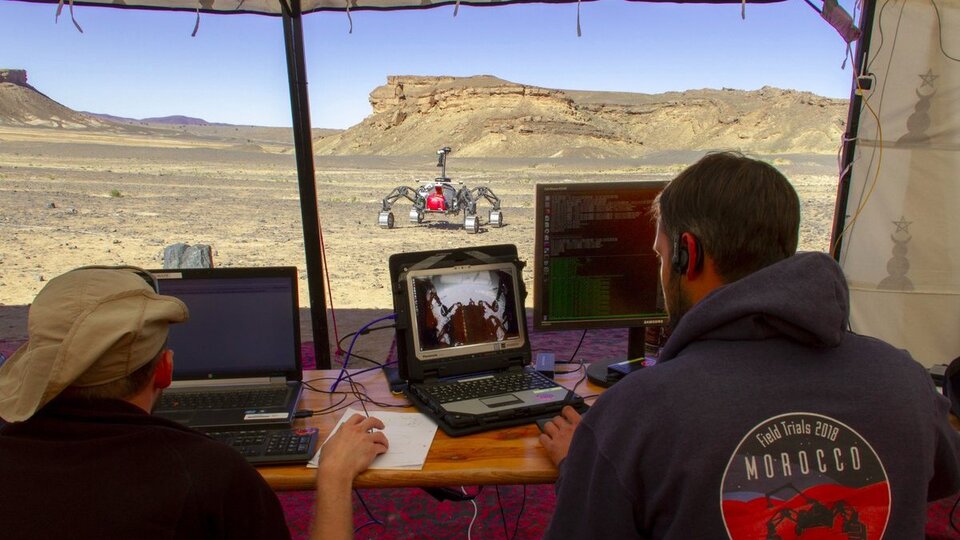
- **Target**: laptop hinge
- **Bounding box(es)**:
[169,377,278,389]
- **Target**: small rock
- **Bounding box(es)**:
[46,202,56,209]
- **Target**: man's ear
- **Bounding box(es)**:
[154,350,173,390]
[681,232,703,280]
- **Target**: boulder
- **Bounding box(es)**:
[163,243,214,269]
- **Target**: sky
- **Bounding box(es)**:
[0,0,860,129]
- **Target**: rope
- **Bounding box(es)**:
[317,215,345,355]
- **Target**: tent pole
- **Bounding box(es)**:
[281,0,332,369]
[831,0,878,261]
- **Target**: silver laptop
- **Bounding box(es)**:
[150,267,304,430]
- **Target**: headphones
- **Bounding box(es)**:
[671,232,704,275]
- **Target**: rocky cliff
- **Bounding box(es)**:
[0,69,111,129]
[313,75,848,157]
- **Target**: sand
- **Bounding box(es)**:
[0,125,840,342]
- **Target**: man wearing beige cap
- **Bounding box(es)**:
[0,267,388,539]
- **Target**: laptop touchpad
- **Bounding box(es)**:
[480,394,522,408]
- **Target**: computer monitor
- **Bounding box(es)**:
[533,180,669,359]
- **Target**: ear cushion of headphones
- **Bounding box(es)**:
[944,356,960,417]
[672,239,689,275]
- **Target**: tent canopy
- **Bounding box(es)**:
[16,0,784,16]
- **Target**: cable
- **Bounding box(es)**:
[513,486,527,540]
[556,330,588,364]
[347,368,370,418]
[931,0,960,62]
[865,0,897,73]
[831,70,883,259]
[496,486,509,538]
[314,212,346,356]
[951,491,960,533]
[352,489,384,534]
[495,485,527,540]
[330,313,397,392]
[335,323,396,367]
[302,375,409,417]
[568,357,588,396]
[461,486,479,540]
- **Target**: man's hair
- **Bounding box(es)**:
[653,151,800,283]
[59,349,163,402]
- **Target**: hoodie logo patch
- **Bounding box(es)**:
[720,412,890,539]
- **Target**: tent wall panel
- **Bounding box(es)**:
[840,0,960,367]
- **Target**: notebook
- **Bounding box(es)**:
[390,244,585,437]
[149,267,304,431]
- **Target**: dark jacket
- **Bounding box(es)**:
[545,252,960,539]
[0,397,290,539]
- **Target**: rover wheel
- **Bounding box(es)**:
[464,214,479,234]
[488,210,503,228]
[409,209,424,224]
[378,211,395,229]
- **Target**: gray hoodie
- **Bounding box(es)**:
[546,252,960,539]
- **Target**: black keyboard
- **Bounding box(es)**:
[205,427,319,465]
[422,370,558,404]
[158,387,288,410]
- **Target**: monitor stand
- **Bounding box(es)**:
[585,326,649,388]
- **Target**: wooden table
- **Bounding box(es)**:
[258,366,601,491]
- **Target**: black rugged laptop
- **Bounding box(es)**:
[149,267,305,431]
[390,244,585,436]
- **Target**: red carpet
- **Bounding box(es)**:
[276,488,960,539]
[2,330,959,538]
[279,485,556,539]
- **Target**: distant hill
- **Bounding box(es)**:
[83,112,226,126]
[141,114,219,125]
[0,69,112,129]
[81,112,220,126]
[1,69,847,157]
[0,70,341,145]
[314,75,848,157]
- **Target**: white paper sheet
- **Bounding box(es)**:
[307,407,438,470]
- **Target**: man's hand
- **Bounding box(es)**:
[538,406,582,467]
[318,414,389,482]
[313,414,389,540]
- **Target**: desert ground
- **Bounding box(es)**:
[0,124,840,342]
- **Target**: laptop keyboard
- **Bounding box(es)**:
[205,427,319,465]
[423,370,558,404]
[158,387,288,410]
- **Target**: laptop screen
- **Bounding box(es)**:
[152,268,301,381]
[406,262,525,362]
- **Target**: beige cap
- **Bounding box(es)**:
[0,267,188,422]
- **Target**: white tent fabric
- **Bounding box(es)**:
[37,0,771,15]
[48,0,573,15]
[839,0,960,367]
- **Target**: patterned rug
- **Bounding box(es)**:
[279,485,557,539]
